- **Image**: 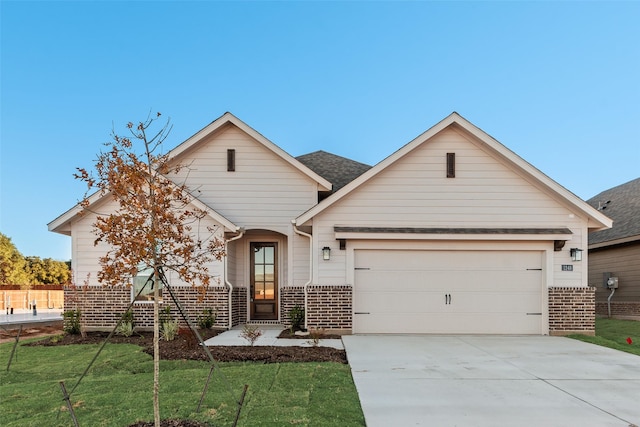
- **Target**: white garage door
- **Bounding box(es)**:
[353,249,543,334]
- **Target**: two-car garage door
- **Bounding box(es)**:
[353,249,544,334]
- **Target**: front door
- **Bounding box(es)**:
[250,242,278,320]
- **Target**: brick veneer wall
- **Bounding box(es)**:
[64,285,229,331]
[596,302,640,318]
[231,287,247,327]
[280,286,305,326]
[548,287,595,336]
[306,285,352,330]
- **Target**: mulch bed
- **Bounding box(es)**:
[25,327,347,364]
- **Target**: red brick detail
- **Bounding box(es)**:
[306,285,352,330]
[548,287,595,336]
[596,302,640,317]
[64,285,229,331]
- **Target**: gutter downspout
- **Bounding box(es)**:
[225,228,245,330]
[292,221,312,330]
[607,288,615,318]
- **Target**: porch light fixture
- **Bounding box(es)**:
[322,246,331,261]
[570,248,583,262]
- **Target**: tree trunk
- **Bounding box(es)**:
[153,267,160,427]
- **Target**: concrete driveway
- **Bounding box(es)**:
[342,335,640,427]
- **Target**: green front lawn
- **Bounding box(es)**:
[0,340,365,426]
[569,317,640,356]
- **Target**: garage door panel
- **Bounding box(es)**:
[355,291,448,313]
[355,250,541,271]
[354,312,542,334]
[353,249,544,334]
[355,270,541,293]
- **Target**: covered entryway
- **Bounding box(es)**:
[353,249,544,334]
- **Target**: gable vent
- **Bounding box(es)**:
[227,149,236,172]
[446,152,455,178]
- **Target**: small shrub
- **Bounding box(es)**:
[240,324,263,346]
[116,321,134,337]
[158,306,179,341]
[116,310,135,337]
[160,319,179,341]
[289,305,305,332]
[63,309,82,335]
[197,308,216,329]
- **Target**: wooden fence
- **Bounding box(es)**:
[1,288,64,311]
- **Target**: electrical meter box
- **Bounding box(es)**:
[607,277,619,289]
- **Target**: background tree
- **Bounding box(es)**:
[0,232,31,286]
[25,256,71,285]
[75,112,225,426]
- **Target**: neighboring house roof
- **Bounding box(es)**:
[296,150,372,193]
[296,112,613,231]
[587,177,640,248]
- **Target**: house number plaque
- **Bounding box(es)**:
[561,265,573,271]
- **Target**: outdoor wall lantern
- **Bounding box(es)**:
[322,246,331,261]
[570,248,583,262]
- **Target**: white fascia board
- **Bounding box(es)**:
[169,112,332,192]
[49,187,239,236]
[48,190,105,235]
[296,114,459,225]
[298,112,613,229]
[451,114,613,231]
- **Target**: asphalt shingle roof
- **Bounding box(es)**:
[587,177,640,245]
[296,150,372,193]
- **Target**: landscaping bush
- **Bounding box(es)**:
[116,309,135,337]
[196,308,216,329]
[289,305,305,332]
[62,309,81,335]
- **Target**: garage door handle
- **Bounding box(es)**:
[354,312,370,315]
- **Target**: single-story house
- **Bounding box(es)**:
[587,178,640,318]
[49,112,612,335]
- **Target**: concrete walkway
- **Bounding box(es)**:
[203,326,344,349]
[343,335,640,427]
[0,309,63,330]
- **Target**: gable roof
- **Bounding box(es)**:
[295,112,613,231]
[587,177,640,247]
[48,186,240,236]
[168,112,332,192]
[296,150,371,193]
[50,112,334,236]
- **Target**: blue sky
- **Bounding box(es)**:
[1,1,639,262]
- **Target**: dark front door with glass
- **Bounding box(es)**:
[250,242,277,320]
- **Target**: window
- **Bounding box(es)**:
[132,264,163,302]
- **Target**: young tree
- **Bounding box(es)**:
[75,112,225,426]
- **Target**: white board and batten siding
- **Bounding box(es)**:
[313,127,588,287]
[71,196,226,289]
[168,124,320,235]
